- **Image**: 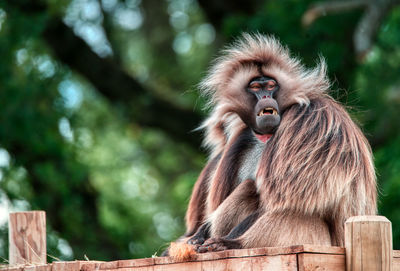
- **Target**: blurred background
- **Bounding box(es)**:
[0,0,399,262]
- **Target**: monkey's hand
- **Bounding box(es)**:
[187,222,210,245]
[196,237,241,253]
[187,235,206,245]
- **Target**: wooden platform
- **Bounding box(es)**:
[4,245,400,271]
[5,212,398,271]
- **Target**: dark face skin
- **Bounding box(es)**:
[246,76,281,135]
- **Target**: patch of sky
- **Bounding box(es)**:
[64,0,112,57]
[58,79,83,110]
[114,5,143,31]
[195,23,215,45]
[173,32,192,54]
[58,117,74,142]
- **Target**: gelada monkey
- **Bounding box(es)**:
[166,34,376,259]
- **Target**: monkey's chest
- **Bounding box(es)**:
[237,141,264,183]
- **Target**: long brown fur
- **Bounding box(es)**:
[168,33,376,258]
[199,34,329,158]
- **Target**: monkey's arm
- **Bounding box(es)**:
[194,179,259,252]
[188,210,259,248]
[187,177,259,246]
[197,211,260,252]
[185,154,221,237]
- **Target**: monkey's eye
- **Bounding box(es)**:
[249,82,261,91]
[266,81,277,90]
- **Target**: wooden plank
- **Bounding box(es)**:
[298,253,345,271]
[4,251,399,271]
[149,246,345,268]
[3,267,23,271]
[225,257,252,270]
[97,267,154,271]
[9,211,46,265]
[301,245,345,255]
[345,216,393,271]
[153,261,201,271]
[6,246,397,271]
[194,251,228,262]
[98,261,118,269]
[152,253,297,270]
[251,254,297,271]
[117,259,155,268]
[52,261,81,271]
[196,245,310,261]
[132,267,154,271]
[393,257,400,271]
[243,246,304,257]
[24,265,51,271]
[262,246,308,256]
[201,254,297,271]
[80,262,105,271]
[84,258,154,270]
[154,256,184,265]
[381,221,394,271]
[226,248,253,258]
[200,259,227,271]
[240,245,344,257]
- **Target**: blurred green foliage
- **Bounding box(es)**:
[0,0,399,262]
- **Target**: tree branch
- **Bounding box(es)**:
[8,0,203,149]
[42,18,203,149]
[302,0,367,27]
[302,0,400,60]
[353,0,393,59]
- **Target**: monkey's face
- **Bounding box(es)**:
[199,34,331,155]
[246,76,281,135]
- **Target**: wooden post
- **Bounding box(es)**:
[345,216,392,271]
[9,211,47,265]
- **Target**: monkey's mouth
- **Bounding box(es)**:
[254,99,281,135]
[258,107,278,116]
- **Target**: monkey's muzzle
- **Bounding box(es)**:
[254,98,281,134]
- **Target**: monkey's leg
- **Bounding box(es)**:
[189,209,260,248]
[197,211,259,252]
[208,179,259,238]
[241,212,331,247]
[199,212,331,252]
[225,211,260,239]
[188,179,258,246]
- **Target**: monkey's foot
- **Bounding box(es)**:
[187,235,206,245]
[196,238,241,253]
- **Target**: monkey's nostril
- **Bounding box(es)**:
[263,95,267,99]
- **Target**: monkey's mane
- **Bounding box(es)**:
[199,34,330,158]
[255,97,376,220]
